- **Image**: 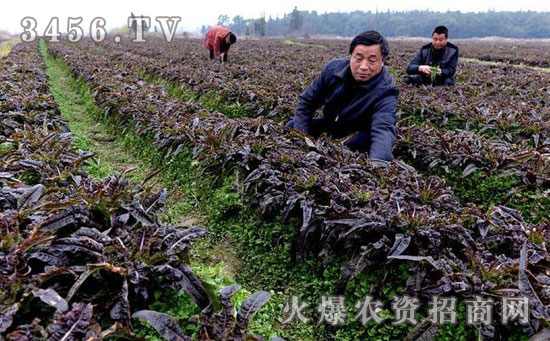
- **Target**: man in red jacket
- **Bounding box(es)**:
[204,26,237,63]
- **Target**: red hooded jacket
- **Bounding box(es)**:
[204,26,232,57]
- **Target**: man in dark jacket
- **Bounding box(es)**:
[287,31,399,161]
[404,26,459,86]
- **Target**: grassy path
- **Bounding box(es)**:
[0,39,18,58]
[42,44,142,180]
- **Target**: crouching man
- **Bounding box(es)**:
[287,30,399,161]
[404,25,459,86]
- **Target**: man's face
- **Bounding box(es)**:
[350,44,384,82]
[225,36,234,45]
[432,33,447,50]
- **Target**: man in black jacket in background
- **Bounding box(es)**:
[287,31,399,162]
[404,26,459,86]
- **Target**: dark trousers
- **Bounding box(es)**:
[209,49,228,62]
[404,74,455,86]
[286,117,370,153]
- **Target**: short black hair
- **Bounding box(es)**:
[432,26,448,38]
[349,30,389,59]
[228,33,237,44]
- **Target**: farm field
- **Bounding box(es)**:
[1,37,550,340]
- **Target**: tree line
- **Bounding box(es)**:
[203,8,550,39]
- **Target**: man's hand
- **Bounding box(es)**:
[418,65,432,74]
[419,65,442,75]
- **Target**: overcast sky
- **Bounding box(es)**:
[1,0,549,34]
